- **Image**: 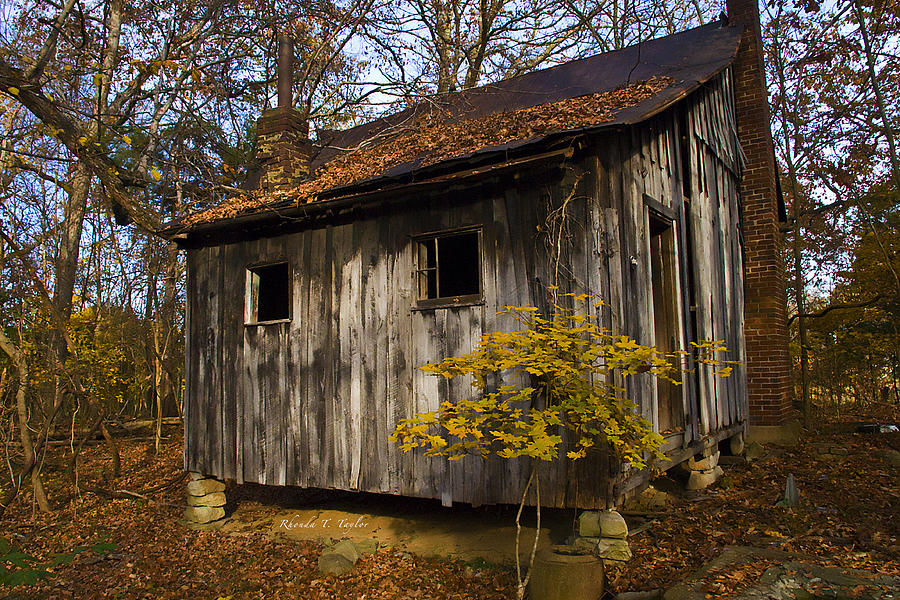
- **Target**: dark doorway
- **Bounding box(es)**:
[649,212,683,432]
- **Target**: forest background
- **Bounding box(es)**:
[0,0,897,513]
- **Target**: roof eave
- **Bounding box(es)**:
[170,143,581,246]
[165,29,742,241]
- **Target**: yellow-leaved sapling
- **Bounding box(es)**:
[391,292,735,599]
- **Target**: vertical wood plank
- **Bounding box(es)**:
[306,227,328,486]
[184,248,200,472]
[206,244,224,477]
[220,242,240,480]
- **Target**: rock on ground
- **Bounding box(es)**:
[184,505,225,524]
[687,466,724,490]
[596,538,632,562]
[318,552,355,575]
[356,539,378,554]
[579,510,628,539]
[744,442,766,462]
[187,478,226,496]
[186,491,226,507]
[330,540,361,564]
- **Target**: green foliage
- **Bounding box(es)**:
[392,293,734,469]
[22,305,150,414]
[800,182,900,409]
[68,306,146,410]
[0,537,117,588]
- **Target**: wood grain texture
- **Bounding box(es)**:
[184,72,748,506]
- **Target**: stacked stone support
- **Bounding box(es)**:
[574,510,632,565]
[184,472,226,526]
[684,448,724,490]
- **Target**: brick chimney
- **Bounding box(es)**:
[727,0,795,438]
[255,33,311,192]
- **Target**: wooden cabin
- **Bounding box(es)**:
[167,22,766,508]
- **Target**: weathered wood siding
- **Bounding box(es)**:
[186,164,615,507]
[584,70,746,460]
[185,71,747,506]
[678,69,748,440]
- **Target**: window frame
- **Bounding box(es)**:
[412,225,484,310]
[244,260,293,326]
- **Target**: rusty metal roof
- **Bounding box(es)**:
[312,22,742,170]
[170,22,743,237]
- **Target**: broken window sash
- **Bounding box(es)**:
[414,228,482,308]
[246,261,291,324]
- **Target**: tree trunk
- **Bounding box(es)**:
[852,0,900,190]
[514,462,541,600]
[49,0,121,391]
[49,164,90,410]
[0,329,51,513]
[463,0,500,88]
[772,19,811,425]
[153,316,165,452]
[434,0,455,93]
[100,421,121,478]
[158,240,180,418]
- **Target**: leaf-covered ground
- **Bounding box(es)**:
[3,433,516,599]
[2,403,898,599]
[610,403,900,595]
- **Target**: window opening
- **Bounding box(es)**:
[248,262,290,323]
[416,229,481,306]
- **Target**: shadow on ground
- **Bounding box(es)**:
[218,483,579,565]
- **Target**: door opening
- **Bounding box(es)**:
[649,212,684,433]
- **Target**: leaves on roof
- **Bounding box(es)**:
[183,76,673,227]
